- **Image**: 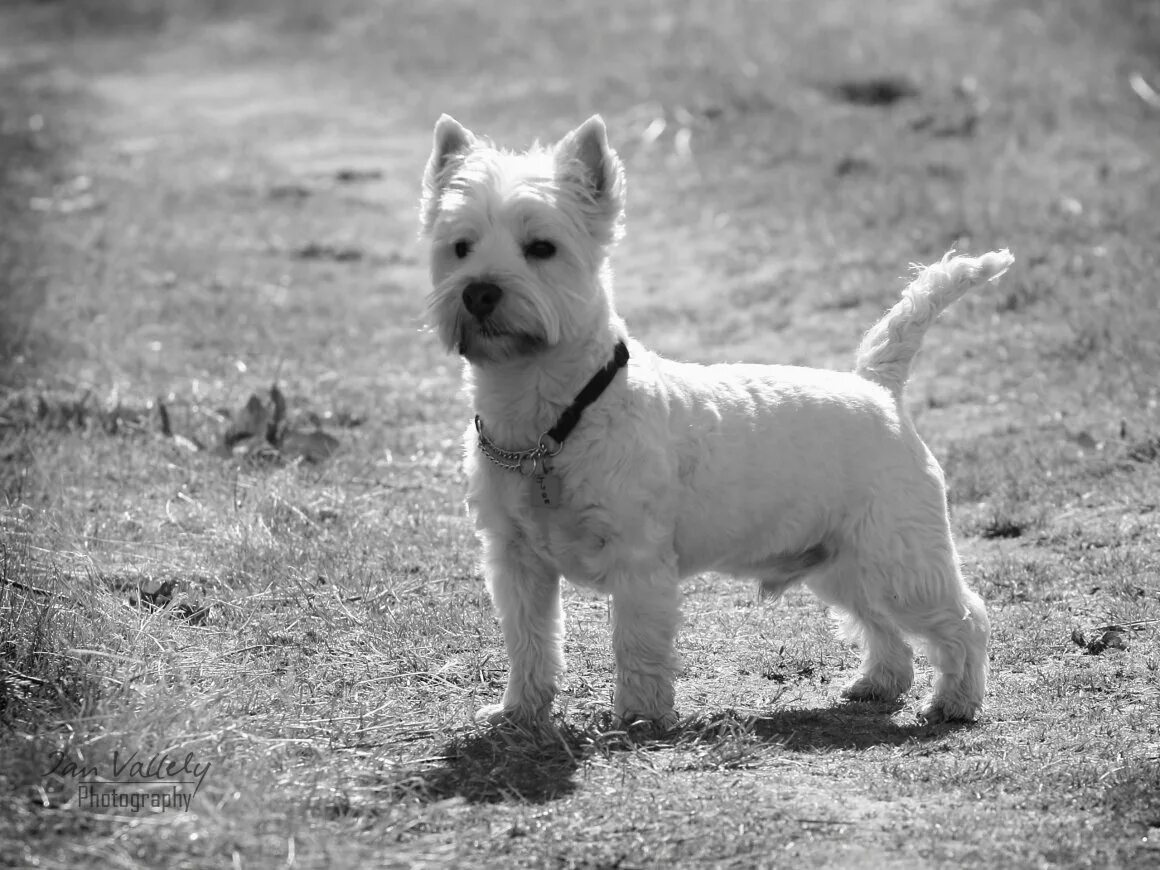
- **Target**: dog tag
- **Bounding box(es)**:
[530,472,562,509]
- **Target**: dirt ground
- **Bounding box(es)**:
[2,1,1159,868]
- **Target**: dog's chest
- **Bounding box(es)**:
[531,489,615,588]
[482,461,619,588]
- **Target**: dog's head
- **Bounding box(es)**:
[419,115,625,364]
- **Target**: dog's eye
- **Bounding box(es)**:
[453,239,472,259]
[524,240,556,261]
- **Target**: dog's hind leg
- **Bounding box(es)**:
[807,553,915,703]
[475,531,564,725]
[895,575,990,722]
[610,570,682,729]
[835,610,915,702]
[845,534,989,721]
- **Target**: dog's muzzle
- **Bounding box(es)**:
[462,281,503,320]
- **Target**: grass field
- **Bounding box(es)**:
[2,0,1159,867]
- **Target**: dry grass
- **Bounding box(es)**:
[2,0,1160,867]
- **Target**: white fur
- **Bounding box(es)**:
[420,114,1013,727]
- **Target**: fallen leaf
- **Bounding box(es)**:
[1127,436,1160,463]
[1073,624,1130,655]
[830,76,918,106]
[1129,72,1160,109]
[1073,431,1098,450]
[156,398,173,437]
[909,109,978,137]
[334,167,383,182]
[269,383,287,443]
[320,409,366,428]
[292,242,364,262]
[223,394,270,448]
[173,602,211,625]
[280,429,340,463]
[835,156,874,177]
[1098,628,1128,651]
[269,183,312,200]
[131,579,177,609]
[640,117,666,148]
[172,434,202,453]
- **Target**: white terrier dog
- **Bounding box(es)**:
[420,114,1012,727]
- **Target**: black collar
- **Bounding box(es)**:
[545,339,630,445]
[475,340,630,472]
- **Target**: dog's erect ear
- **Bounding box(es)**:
[429,115,474,177]
[420,114,475,233]
[555,115,626,244]
[557,116,614,199]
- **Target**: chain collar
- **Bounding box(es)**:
[475,416,562,477]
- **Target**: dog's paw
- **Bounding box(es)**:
[841,676,905,702]
[473,702,550,728]
[473,704,511,725]
[613,710,679,734]
[917,695,981,724]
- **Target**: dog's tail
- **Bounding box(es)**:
[854,250,1014,400]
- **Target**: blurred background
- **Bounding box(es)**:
[3,0,1158,394]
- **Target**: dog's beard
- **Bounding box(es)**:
[455,318,549,363]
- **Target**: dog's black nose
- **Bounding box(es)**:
[462,282,503,319]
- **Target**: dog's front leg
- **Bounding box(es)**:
[611,572,682,730]
[475,532,564,725]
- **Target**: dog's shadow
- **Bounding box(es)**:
[400,701,973,805]
[402,720,588,805]
[716,701,968,751]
